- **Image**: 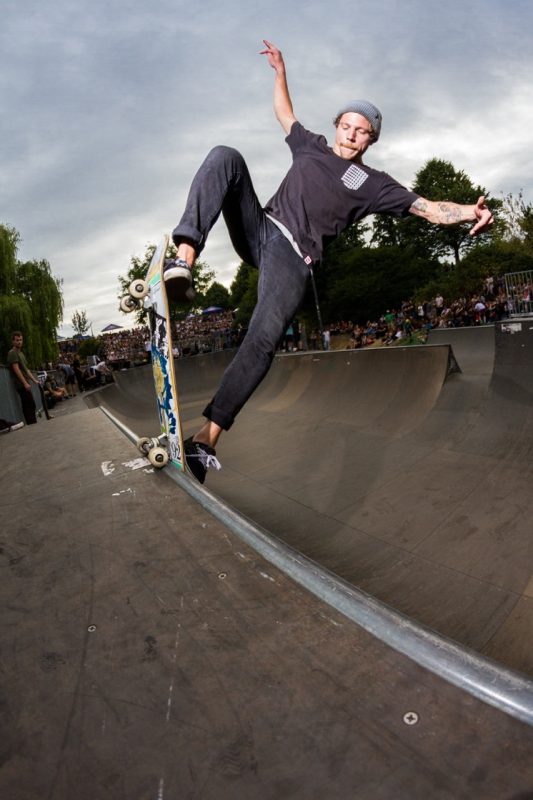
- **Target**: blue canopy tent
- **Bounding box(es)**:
[201,306,224,315]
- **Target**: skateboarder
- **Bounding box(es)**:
[165,40,494,483]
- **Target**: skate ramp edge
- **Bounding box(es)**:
[99,403,533,727]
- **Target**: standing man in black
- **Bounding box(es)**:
[7,331,39,425]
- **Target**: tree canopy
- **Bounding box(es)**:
[72,309,91,336]
[317,244,439,323]
[373,158,500,265]
[0,224,64,366]
[229,262,258,326]
[203,281,231,309]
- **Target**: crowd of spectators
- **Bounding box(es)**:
[93,310,244,367]
[51,272,531,380]
[326,273,531,351]
[55,310,244,376]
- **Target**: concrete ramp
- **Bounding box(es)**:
[88,322,533,680]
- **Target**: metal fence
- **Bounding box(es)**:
[504,270,533,317]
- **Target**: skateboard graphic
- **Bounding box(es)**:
[120,234,186,470]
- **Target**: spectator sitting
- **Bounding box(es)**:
[42,385,56,408]
[349,326,361,349]
[45,377,68,403]
[375,319,388,340]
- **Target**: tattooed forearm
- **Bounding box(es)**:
[411,198,429,214]
[435,202,463,224]
[409,197,473,226]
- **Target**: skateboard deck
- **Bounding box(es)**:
[144,234,185,470]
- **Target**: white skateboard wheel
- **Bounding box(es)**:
[120,295,137,313]
[148,446,169,468]
[129,279,149,299]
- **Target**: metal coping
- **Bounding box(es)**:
[99,404,533,728]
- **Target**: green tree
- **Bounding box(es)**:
[229,262,258,326]
[230,262,254,307]
[458,241,533,292]
[322,245,438,323]
[0,295,33,361]
[324,221,370,258]
[0,224,63,366]
[118,242,215,324]
[72,309,90,336]
[16,259,64,366]
[0,224,19,295]
[76,337,102,358]
[372,159,501,265]
[371,213,406,249]
[412,191,533,302]
[408,158,498,264]
[304,221,372,326]
[203,281,231,309]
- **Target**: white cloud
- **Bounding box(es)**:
[2,0,532,336]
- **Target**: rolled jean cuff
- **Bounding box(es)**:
[171,224,204,253]
[202,401,235,431]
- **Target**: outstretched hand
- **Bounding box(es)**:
[470,196,494,236]
[260,38,295,133]
[260,39,285,71]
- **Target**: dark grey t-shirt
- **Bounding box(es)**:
[264,121,419,262]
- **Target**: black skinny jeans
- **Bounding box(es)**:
[16,384,37,425]
[173,146,310,430]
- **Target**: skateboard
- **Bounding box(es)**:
[119,234,186,470]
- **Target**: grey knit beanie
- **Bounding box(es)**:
[335,100,382,140]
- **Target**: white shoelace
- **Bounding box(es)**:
[190,448,222,471]
[203,454,221,471]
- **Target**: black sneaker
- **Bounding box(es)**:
[183,437,221,484]
[163,258,196,303]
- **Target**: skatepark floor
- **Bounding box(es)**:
[2,324,533,798]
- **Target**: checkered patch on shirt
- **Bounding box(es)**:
[341,164,368,191]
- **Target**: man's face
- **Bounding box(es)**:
[13,335,23,349]
[333,112,374,161]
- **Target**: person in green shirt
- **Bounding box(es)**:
[7,331,39,425]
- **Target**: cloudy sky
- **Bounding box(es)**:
[2,0,532,335]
